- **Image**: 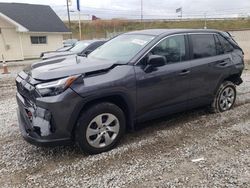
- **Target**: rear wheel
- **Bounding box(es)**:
[75,102,126,154]
[210,81,236,113]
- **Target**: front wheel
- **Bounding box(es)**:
[75,102,126,155]
[210,81,236,113]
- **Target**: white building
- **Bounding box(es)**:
[0,3,71,61]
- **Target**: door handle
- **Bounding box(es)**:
[217,58,230,66]
[219,61,228,66]
[179,70,190,76]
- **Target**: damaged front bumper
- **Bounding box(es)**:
[16,92,72,146]
[15,71,86,147]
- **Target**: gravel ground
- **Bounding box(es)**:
[0,63,250,188]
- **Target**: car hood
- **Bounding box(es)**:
[24,55,120,81]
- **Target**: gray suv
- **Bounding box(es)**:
[16,29,244,154]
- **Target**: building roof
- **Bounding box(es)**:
[0,3,70,33]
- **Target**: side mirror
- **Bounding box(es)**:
[147,55,166,67]
[78,50,92,57]
[84,50,92,56]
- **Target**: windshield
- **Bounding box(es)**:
[70,42,90,53]
[88,34,155,62]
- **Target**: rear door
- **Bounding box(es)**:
[187,33,234,107]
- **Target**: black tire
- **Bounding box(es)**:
[210,81,236,113]
[75,102,126,155]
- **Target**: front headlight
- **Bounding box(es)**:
[36,76,78,97]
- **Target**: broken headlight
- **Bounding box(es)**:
[36,76,78,97]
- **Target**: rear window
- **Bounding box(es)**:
[190,34,216,59]
[217,35,234,53]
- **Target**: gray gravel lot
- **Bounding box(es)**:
[0,63,250,187]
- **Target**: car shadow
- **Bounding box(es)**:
[29,107,209,159]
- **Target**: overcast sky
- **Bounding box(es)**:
[1,0,250,19]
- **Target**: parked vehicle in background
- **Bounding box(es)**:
[56,45,74,52]
[16,29,244,155]
[40,45,74,58]
[63,39,78,47]
[41,40,106,60]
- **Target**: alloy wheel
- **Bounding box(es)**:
[219,87,235,111]
[86,113,120,148]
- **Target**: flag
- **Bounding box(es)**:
[77,0,80,11]
[176,7,182,13]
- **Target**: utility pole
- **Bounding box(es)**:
[141,0,143,22]
[78,11,82,40]
[77,0,82,40]
[66,0,72,38]
[204,12,207,29]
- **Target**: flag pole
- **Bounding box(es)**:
[141,0,143,23]
[78,10,82,40]
[181,7,183,19]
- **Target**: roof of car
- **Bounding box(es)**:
[78,40,106,43]
[126,29,221,36]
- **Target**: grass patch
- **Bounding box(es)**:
[64,19,250,39]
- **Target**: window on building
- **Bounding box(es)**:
[30,36,47,44]
[190,34,216,59]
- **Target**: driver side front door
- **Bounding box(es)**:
[135,34,192,122]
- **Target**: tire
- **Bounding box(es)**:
[210,81,236,113]
[75,102,126,155]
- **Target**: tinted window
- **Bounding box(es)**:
[150,35,186,63]
[87,41,105,51]
[214,35,224,55]
[217,35,234,53]
[191,34,216,59]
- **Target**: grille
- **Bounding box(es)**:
[16,76,39,104]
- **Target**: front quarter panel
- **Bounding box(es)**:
[70,65,137,116]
